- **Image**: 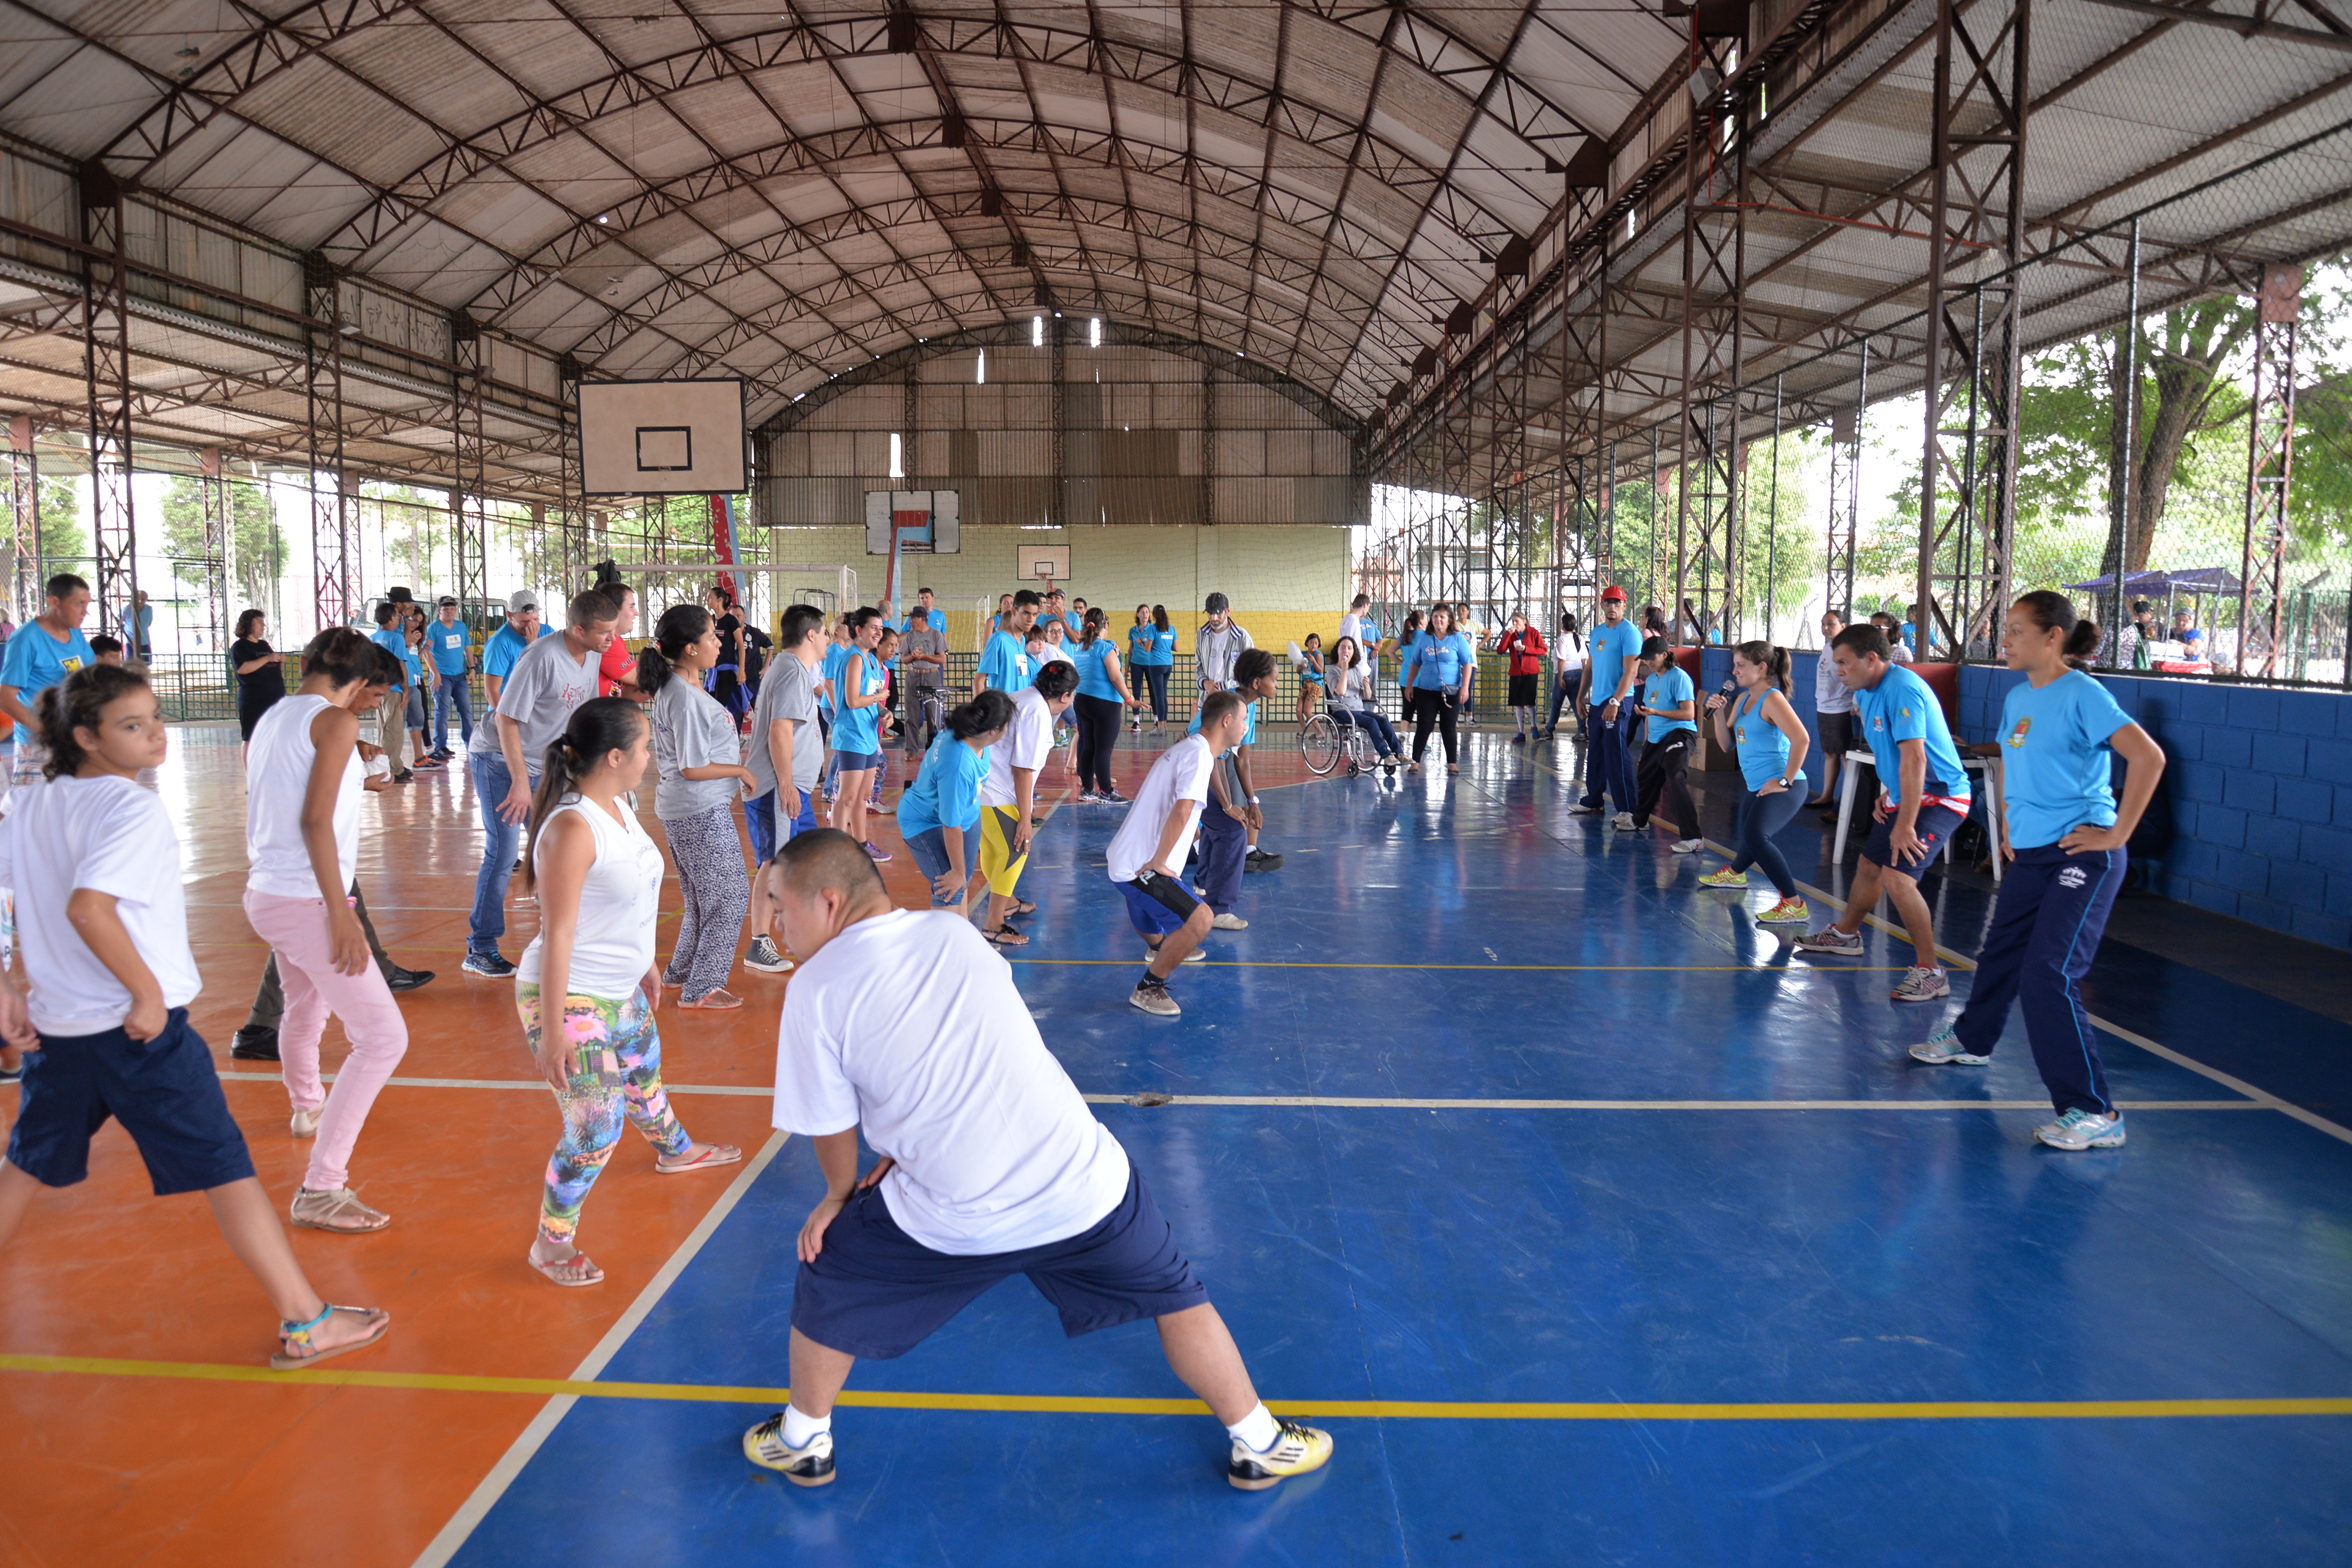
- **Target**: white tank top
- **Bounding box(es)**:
[517,794,665,1000]
[244,693,361,899]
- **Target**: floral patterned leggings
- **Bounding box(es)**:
[518,984,692,1248]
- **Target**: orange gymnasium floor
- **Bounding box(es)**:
[0,720,1308,1568]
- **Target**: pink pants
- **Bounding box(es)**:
[242,889,409,1193]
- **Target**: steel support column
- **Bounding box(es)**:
[199,447,230,656]
[557,355,586,593]
[1674,30,1749,646]
[79,161,138,647]
[451,311,488,617]
[304,254,351,632]
[5,413,36,623]
[1049,320,1065,529]
[1920,0,2031,661]
[2238,262,2298,680]
[1824,341,1867,622]
[2100,220,2142,661]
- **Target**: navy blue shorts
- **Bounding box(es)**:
[6,1009,255,1196]
[834,749,882,773]
[1863,800,1967,878]
[792,1164,1209,1361]
[1119,871,1200,937]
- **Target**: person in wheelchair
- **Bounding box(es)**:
[1327,636,1401,768]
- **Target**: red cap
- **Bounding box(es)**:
[1599,585,1627,602]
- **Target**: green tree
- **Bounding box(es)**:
[156,474,283,608]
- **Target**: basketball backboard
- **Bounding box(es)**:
[1018,543,1071,584]
[579,378,748,495]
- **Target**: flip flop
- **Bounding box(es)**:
[271,1304,391,1369]
[656,1143,743,1175]
[1012,899,1038,916]
[529,1250,605,1287]
[983,924,1030,948]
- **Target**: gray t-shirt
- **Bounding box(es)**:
[470,629,601,769]
[899,619,947,688]
[745,649,823,798]
[652,677,743,820]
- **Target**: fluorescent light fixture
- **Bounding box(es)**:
[1089,316,1101,347]
[1032,314,1044,347]
[889,433,904,479]
[976,349,986,384]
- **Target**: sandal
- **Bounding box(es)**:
[529,1247,606,1287]
[289,1186,390,1233]
[656,1143,743,1175]
[1012,899,1038,916]
[271,1303,391,1369]
[983,924,1030,948]
[678,988,745,1010]
[1448,764,1460,775]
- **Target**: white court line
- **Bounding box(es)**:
[1705,836,2352,1148]
[408,1129,788,1568]
[212,1072,2247,1113]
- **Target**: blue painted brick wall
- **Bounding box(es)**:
[1957,665,2352,949]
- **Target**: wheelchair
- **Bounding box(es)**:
[1301,704,1398,778]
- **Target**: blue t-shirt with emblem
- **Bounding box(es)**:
[1128,623,1175,667]
[428,620,471,676]
[898,732,990,839]
[0,622,94,700]
[483,622,548,680]
[1587,618,1644,702]
[1407,631,1473,692]
[1855,663,1969,807]
[978,629,1032,693]
[370,627,409,691]
[1996,670,2132,850]
[819,641,850,718]
[1730,688,1793,790]
[1642,666,1696,742]
[831,648,884,753]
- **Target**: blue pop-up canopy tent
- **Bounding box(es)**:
[2065,566,2244,596]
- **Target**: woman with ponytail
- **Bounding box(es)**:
[640,605,757,1009]
[1909,592,2165,1153]
[1699,642,1812,923]
[897,689,1014,905]
[1070,607,1128,802]
[516,697,740,1285]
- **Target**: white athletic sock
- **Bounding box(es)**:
[782,1404,831,1448]
[1226,1402,1280,1453]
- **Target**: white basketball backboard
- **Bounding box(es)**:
[579,378,748,495]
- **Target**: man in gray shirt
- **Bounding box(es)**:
[897,587,948,755]
[1195,592,1253,695]
[463,586,621,976]
[743,603,829,973]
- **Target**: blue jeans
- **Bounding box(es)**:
[1543,673,1578,734]
[1582,700,1637,813]
[906,824,982,905]
[469,752,537,958]
[433,675,474,750]
[744,785,820,865]
[1339,708,1400,757]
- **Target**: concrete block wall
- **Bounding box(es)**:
[1957,665,2352,950]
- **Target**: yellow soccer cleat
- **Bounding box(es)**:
[743,1413,837,1487]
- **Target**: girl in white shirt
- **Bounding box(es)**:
[0,664,390,1368]
[243,626,409,1234]
[518,696,741,1287]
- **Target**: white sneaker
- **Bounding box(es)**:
[1612,813,1637,831]
[290,1108,319,1138]
[1227,1417,1336,1491]
[1211,912,1248,930]
[1150,944,1207,964]
[2036,1108,2126,1150]
[1891,966,1951,1003]
[1671,838,1704,854]
[1567,803,1605,816]
[743,1414,836,1486]
[1130,977,1181,1016]
[1909,1025,1990,1065]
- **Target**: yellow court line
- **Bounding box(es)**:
[1010,959,1910,971]
[2,1356,2344,1422]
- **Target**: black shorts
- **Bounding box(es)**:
[6,1009,256,1196]
[792,1165,1209,1361]
[1120,869,1202,936]
[1862,800,1967,878]
[1818,708,1855,758]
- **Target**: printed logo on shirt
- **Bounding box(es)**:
[2057,864,2089,890]
[2006,715,2032,748]
[61,657,83,673]
[1871,714,1885,733]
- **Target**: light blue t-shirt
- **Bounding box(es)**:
[819,642,851,719]
[1187,695,1258,748]
[831,648,884,754]
[370,627,409,691]
[1407,631,1473,692]
[483,622,547,680]
[1996,670,2132,850]
[1074,638,1123,702]
[1730,688,1793,790]
[0,621,94,700]
[1855,663,1969,807]
[897,733,990,840]
[1128,624,1174,667]
[978,629,1032,693]
[1587,619,1644,702]
[428,620,470,676]
[1642,666,1696,742]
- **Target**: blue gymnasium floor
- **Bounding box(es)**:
[451,739,2352,1566]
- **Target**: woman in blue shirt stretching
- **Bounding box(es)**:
[1403,606,1473,774]
[898,690,1013,906]
[1909,591,2165,1151]
[1699,642,1811,923]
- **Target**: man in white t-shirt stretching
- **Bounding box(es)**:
[746,830,1334,1493]
[1105,691,1247,1016]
